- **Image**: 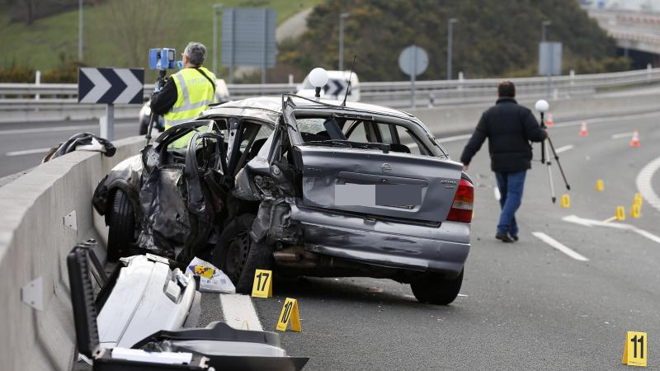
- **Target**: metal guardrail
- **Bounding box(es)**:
[1,67,659,110]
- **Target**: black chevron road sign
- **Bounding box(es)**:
[78,68,144,104]
[323,79,348,97]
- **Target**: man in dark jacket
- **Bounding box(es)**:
[460,81,547,243]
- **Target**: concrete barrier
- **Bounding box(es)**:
[0,136,145,371]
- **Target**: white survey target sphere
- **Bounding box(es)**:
[309,67,329,88]
[535,99,549,113]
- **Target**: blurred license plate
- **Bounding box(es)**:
[335,184,422,207]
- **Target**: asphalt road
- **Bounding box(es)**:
[0,119,142,178]
[198,112,660,370]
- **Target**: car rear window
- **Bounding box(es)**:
[295,116,434,156]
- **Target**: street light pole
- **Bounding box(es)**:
[213,3,223,77]
[78,0,83,61]
[447,18,458,80]
[338,13,350,70]
[542,21,552,97]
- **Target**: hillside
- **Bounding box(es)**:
[0,0,321,73]
[279,0,630,81]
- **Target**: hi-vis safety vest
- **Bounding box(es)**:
[164,67,217,130]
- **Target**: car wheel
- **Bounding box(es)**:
[410,269,463,305]
[212,214,273,294]
[107,189,136,262]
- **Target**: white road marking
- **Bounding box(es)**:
[636,156,660,214]
[532,232,589,262]
[6,147,50,156]
[437,134,472,143]
[0,123,134,136]
[493,186,501,201]
[219,294,263,331]
[555,145,574,154]
[563,215,660,245]
[611,132,634,139]
[553,111,660,128]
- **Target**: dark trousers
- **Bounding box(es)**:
[495,170,527,236]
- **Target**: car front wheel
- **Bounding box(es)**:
[212,214,273,294]
[410,269,463,305]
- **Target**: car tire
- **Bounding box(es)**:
[213,214,273,294]
[139,119,149,135]
[107,189,136,262]
[410,269,463,305]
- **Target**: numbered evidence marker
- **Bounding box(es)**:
[634,193,643,207]
[596,179,605,192]
[631,203,642,219]
[251,269,273,298]
[276,297,301,332]
[616,206,626,221]
[561,194,571,208]
[623,331,647,367]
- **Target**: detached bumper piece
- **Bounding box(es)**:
[67,243,308,371]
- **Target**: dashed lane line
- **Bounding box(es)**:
[555,145,574,154]
[611,132,634,139]
[219,294,263,331]
[532,232,589,262]
[6,147,50,157]
[636,156,660,215]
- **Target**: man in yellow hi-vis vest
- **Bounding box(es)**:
[151,42,217,147]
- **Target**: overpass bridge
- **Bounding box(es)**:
[588,8,660,62]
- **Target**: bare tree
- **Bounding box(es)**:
[106,0,180,68]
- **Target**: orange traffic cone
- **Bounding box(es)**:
[630,130,640,147]
[579,121,588,137]
[546,113,554,127]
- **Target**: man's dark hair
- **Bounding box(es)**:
[498,81,516,98]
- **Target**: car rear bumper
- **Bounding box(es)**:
[289,204,470,277]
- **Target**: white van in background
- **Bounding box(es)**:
[296,70,360,102]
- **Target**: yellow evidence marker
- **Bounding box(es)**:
[276,297,301,332]
[193,265,215,279]
[623,331,647,367]
[251,269,273,298]
[616,206,626,221]
[634,193,643,207]
[631,204,641,219]
[561,194,571,208]
[596,179,604,192]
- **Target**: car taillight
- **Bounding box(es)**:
[446,179,474,223]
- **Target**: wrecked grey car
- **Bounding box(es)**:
[93,95,473,305]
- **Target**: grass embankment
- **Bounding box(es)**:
[0,0,321,72]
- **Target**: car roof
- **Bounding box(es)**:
[201,96,414,124]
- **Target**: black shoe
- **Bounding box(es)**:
[511,235,519,242]
[496,233,514,243]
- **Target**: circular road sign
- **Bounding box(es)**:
[398,45,429,77]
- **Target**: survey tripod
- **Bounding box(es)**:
[539,112,571,203]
